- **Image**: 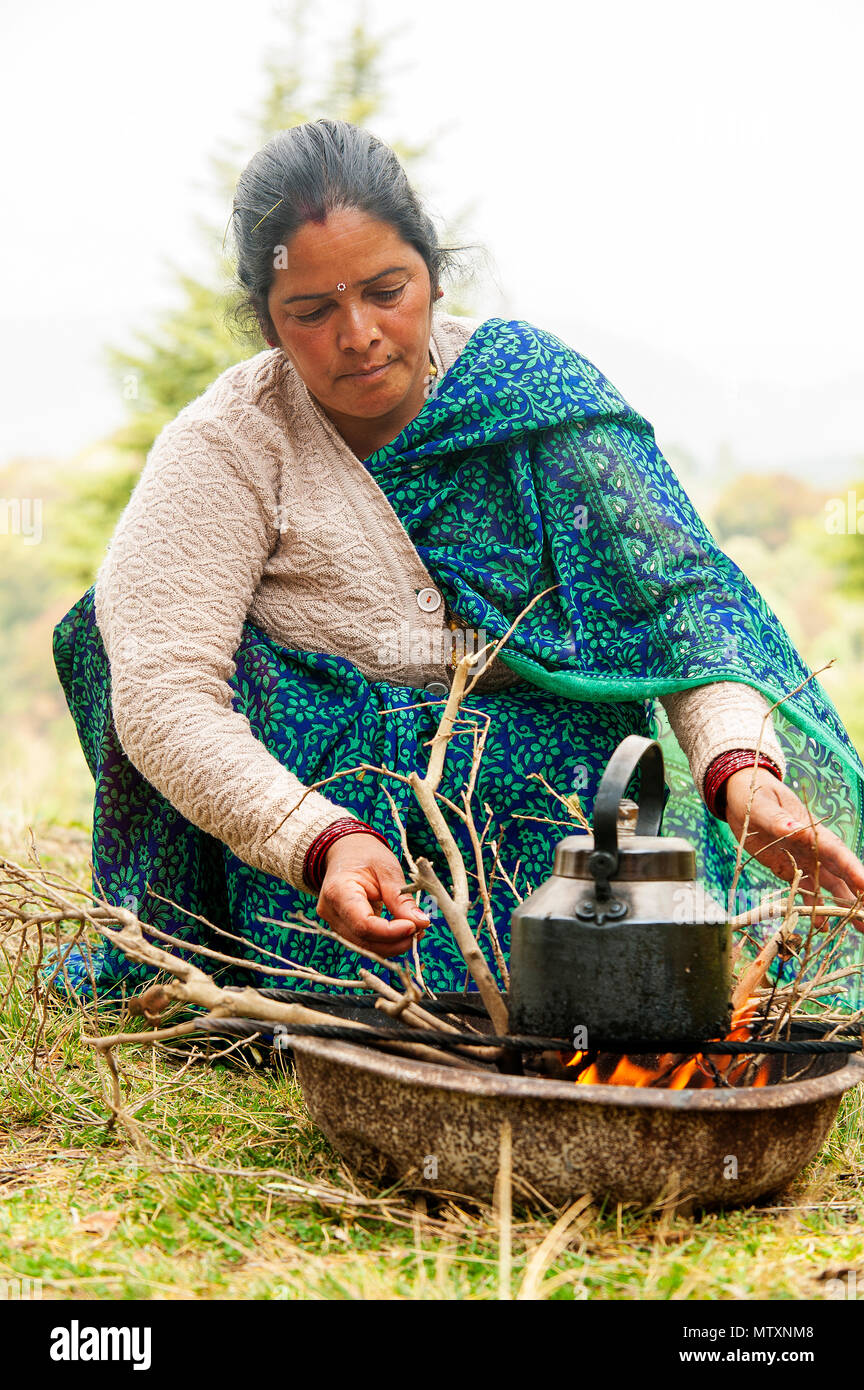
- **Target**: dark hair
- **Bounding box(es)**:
[228,119,463,344]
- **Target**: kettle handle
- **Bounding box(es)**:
[587,736,666,899]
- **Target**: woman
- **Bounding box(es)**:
[52,119,864,1006]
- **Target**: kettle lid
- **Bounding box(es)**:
[554,739,697,882]
[553,829,696,882]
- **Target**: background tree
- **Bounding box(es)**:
[712,470,830,550]
[808,469,864,598]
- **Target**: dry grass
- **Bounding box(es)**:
[1,819,863,1302]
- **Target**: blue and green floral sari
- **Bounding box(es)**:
[50,318,864,1010]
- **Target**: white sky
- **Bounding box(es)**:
[1,0,862,478]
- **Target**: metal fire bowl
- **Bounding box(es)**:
[291,1036,864,1209]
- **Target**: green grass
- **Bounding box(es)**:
[2,820,864,1301]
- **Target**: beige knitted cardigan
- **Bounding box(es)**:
[93,311,785,895]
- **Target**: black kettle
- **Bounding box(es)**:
[507,735,732,1048]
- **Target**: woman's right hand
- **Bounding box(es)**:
[315,833,431,958]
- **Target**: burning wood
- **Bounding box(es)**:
[560,997,772,1090]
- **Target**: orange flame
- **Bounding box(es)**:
[562,997,772,1090]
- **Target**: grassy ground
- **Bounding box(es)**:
[1,823,863,1302]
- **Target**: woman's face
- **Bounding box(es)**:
[266,207,436,445]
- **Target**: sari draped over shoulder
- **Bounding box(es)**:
[51,317,864,1010]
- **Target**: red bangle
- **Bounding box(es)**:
[704,749,783,820]
[303,817,390,894]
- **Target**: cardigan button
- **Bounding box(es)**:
[416,587,442,612]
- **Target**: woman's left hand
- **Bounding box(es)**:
[724,766,864,930]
